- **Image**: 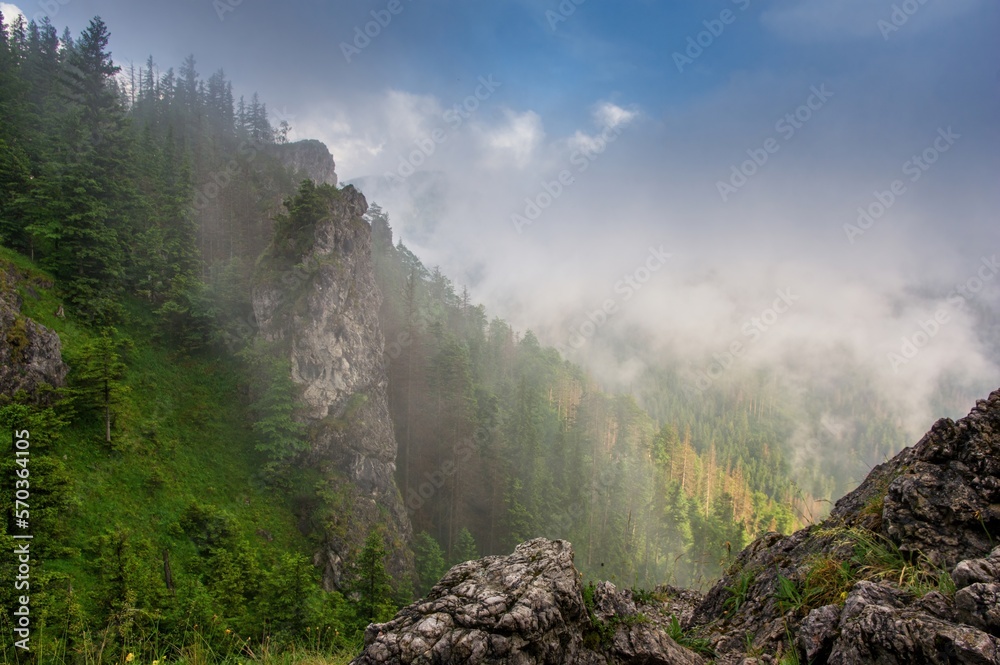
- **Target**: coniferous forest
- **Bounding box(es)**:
[0,11,989,664]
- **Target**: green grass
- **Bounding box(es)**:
[722,569,756,617]
[772,526,956,619]
[665,616,715,657]
[1,249,364,663]
[37,301,308,610]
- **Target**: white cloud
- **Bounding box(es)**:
[593,101,637,130]
[0,3,24,23]
[566,100,638,156]
[483,109,544,169]
[382,90,443,142]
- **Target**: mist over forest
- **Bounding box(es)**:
[0,1,997,663]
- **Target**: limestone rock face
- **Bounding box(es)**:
[0,262,67,401]
[270,139,338,187]
[252,184,411,585]
[351,538,705,665]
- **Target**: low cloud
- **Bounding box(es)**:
[295,2,999,448]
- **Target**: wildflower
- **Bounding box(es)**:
[225,629,231,634]
[125,654,135,663]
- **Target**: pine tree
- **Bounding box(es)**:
[412,531,447,596]
[238,340,308,479]
[30,16,135,321]
[351,531,395,625]
[69,328,130,444]
[451,527,478,565]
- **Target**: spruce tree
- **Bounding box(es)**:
[351,531,395,624]
[69,328,130,444]
[413,531,447,595]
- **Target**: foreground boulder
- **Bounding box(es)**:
[351,538,705,665]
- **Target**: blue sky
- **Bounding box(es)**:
[4,0,1000,430]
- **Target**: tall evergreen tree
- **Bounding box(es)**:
[351,532,395,624]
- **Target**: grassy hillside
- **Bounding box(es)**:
[0,247,357,664]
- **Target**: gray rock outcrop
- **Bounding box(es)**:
[252,184,412,586]
[686,388,1000,664]
[270,139,338,187]
[0,261,67,401]
[352,538,705,665]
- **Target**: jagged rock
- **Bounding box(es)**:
[270,139,338,186]
[351,390,1000,664]
[955,583,1000,636]
[351,538,704,665]
[651,585,704,626]
[953,545,1000,589]
[252,184,412,585]
[796,604,840,663]
[828,580,1000,664]
[0,262,67,401]
[686,388,1000,664]
[915,590,955,621]
[880,412,1000,568]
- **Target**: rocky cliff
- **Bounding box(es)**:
[252,184,412,586]
[351,388,1000,664]
[0,259,68,401]
[270,139,338,187]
